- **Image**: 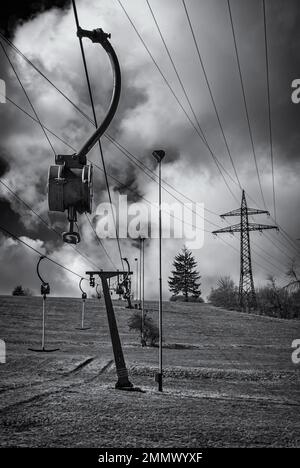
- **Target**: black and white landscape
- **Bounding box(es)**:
[0,0,299,450]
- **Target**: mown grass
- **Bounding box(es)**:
[0,295,299,447]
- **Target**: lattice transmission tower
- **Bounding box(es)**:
[212,190,278,311]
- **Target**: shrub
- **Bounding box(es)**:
[257,276,300,319]
[208,276,239,310]
[128,311,159,346]
[12,285,33,296]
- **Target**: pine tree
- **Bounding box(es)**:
[168,246,201,301]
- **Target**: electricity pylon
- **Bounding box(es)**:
[212,190,278,311]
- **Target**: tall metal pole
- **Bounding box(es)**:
[134,257,138,301]
[158,162,163,391]
[141,237,145,346]
[81,299,85,329]
[152,150,165,392]
[139,237,142,308]
[42,296,45,350]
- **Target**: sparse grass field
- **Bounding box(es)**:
[0,295,299,447]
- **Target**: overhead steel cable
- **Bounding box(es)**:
[215,234,282,279]
[0,39,56,158]
[145,0,205,136]
[117,0,239,203]
[0,224,84,280]
[84,213,118,270]
[0,178,102,271]
[227,0,267,210]
[90,160,211,234]
[0,32,240,212]
[104,133,219,218]
[262,0,276,222]
[1,26,299,254]
[0,31,95,126]
[3,92,296,271]
[1,92,213,234]
[262,231,295,263]
[181,0,242,190]
[0,93,78,152]
[71,0,124,270]
[1,45,296,273]
[2,38,298,260]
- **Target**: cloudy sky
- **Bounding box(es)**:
[0,0,299,300]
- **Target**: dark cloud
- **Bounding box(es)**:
[0,199,24,236]
[0,0,71,37]
[0,0,299,298]
[0,154,9,177]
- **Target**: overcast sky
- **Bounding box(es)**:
[0,0,299,299]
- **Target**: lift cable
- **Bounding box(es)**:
[116,0,299,259]
[0,224,85,280]
[180,0,242,190]
[0,179,102,271]
[1,28,298,255]
[84,213,118,270]
[262,231,295,263]
[0,31,229,220]
[2,92,294,272]
[227,0,267,211]
[117,0,239,204]
[71,0,124,270]
[90,160,212,234]
[1,92,212,234]
[0,31,94,126]
[145,0,205,137]
[262,0,276,222]
[216,235,286,279]
[0,39,56,158]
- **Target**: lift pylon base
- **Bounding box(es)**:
[86,270,136,390]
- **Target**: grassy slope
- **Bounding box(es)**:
[0,296,299,447]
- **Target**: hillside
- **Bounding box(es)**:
[0,296,299,447]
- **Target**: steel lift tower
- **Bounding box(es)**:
[212,190,278,311]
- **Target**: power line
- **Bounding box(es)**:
[1,23,299,254]
[3,91,294,274]
[84,213,117,270]
[262,0,276,222]
[0,28,121,270]
[0,178,102,271]
[0,30,244,217]
[117,0,239,203]
[2,34,298,265]
[0,223,84,280]
[0,93,78,152]
[145,0,205,136]
[181,0,242,190]
[71,0,124,270]
[1,92,211,234]
[262,231,295,263]
[227,0,267,210]
[0,39,56,158]
[0,31,95,126]
[0,39,296,281]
